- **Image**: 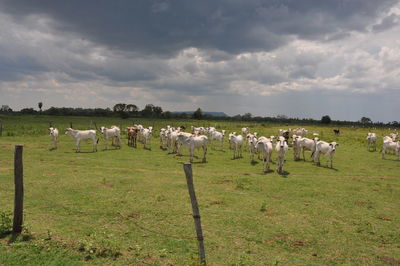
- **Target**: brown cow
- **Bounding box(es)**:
[126,126,138,147]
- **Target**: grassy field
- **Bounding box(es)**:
[0,114,399,265]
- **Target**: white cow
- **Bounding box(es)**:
[275,136,289,174]
[241,127,250,135]
[169,128,185,154]
[293,128,308,137]
[256,137,273,172]
[159,128,169,149]
[366,133,377,151]
[65,128,98,152]
[292,135,301,161]
[389,132,398,141]
[136,124,144,143]
[211,130,225,150]
[297,137,318,161]
[206,127,216,137]
[191,126,206,135]
[100,126,121,149]
[382,137,400,159]
[314,141,339,168]
[229,133,244,159]
[142,126,153,150]
[177,133,208,163]
[49,127,59,150]
[247,133,258,162]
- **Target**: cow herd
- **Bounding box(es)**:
[48,125,399,173]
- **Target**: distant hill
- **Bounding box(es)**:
[172,111,228,117]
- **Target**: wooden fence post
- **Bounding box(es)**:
[13,145,24,233]
[183,163,206,265]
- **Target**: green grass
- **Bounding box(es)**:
[0,114,399,265]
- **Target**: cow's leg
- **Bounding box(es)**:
[190,148,194,163]
[76,139,80,152]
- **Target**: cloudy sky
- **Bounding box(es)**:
[0,0,399,122]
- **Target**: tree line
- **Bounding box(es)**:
[0,103,399,128]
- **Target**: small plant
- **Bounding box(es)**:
[260,201,267,212]
[45,229,52,240]
[22,224,33,241]
[78,232,122,260]
[155,194,166,202]
[0,211,12,236]
[235,177,252,190]
[159,248,168,258]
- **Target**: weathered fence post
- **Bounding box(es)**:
[13,145,24,233]
[183,163,206,265]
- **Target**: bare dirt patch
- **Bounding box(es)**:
[128,213,140,219]
[380,256,400,265]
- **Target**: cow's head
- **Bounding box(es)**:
[329,142,339,151]
[278,136,286,148]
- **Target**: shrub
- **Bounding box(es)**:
[0,211,12,236]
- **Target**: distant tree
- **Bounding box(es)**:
[360,117,372,124]
[113,103,128,118]
[0,105,12,112]
[38,102,43,113]
[141,104,155,117]
[232,114,242,121]
[153,106,163,117]
[321,115,331,124]
[242,113,252,121]
[193,108,203,119]
[163,111,172,119]
[21,108,38,114]
[126,104,139,115]
[113,103,127,113]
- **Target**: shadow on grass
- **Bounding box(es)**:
[317,165,339,171]
[0,231,12,240]
[64,150,98,154]
[277,170,290,177]
[101,148,121,152]
[7,233,18,244]
[251,160,259,165]
[178,160,207,165]
[191,161,207,164]
[382,158,399,162]
[261,169,274,174]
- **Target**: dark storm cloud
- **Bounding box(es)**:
[0,0,397,56]
[1,0,399,122]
